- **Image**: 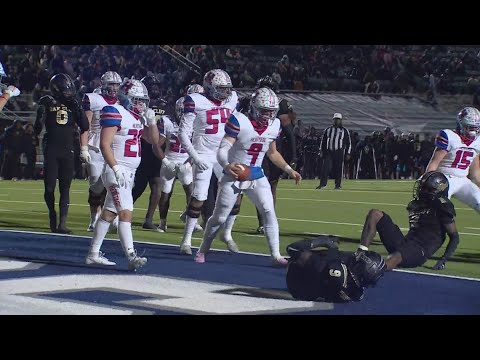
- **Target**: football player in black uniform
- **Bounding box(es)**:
[34,73,89,233]
[357,171,458,270]
[236,76,298,233]
[286,235,386,302]
[132,75,168,229]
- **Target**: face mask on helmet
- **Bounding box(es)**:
[457,107,480,139]
[413,171,449,201]
[203,69,233,101]
[126,80,149,116]
[101,71,122,99]
[249,87,279,127]
[49,73,76,100]
[349,251,386,288]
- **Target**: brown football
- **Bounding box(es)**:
[233,164,251,181]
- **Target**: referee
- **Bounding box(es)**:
[316,113,351,190]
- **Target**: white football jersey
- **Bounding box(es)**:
[182,91,238,154]
[159,115,189,163]
[100,104,144,170]
[435,129,480,177]
[83,93,117,148]
[225,112,281,168]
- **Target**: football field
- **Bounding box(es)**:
[0,178,479,279]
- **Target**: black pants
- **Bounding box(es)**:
[24,152,36,180]
[1,151,21,179]
[202,172,219,224]
[319,149,344,188]
[132,157,161,203]
[303,150,317,179]
[43,147,74,219]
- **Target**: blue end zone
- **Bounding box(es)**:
[1,230,479,314]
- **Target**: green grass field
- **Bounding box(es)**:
[1,179,479,278]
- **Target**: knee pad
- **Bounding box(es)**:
[186,203,203,219]
[88,188,107,207]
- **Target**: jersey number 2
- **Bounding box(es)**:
[205,108,231,134]
[124,129,143,157]
[451,150,474,170]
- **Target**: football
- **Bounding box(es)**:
[233,164,251,181]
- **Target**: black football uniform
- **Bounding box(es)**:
[286,240,364,302]
[34,94,89,231]
[377,197,456,268]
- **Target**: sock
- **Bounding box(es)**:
[198,216,223,254]
[222,215,236,238]
[181,216,197,247]
[263,212,281,258]
[89,218,110,255]
[145,216,153,224]
[118,221,135,258]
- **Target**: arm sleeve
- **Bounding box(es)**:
[441,230,460,260]
[178,95,198,158]
[74,106,89,133]
[217,136,234,168]
[282,121,297,161]
[34,105,45,136]
[286,236,339,257]
[320,127,328,153]
[100,105,122,130]
[344,128,352,154]
[434,130,450,151]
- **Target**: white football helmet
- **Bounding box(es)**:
[203,69,232,101]
[249,87,279,127]
[126,79,149,116]
[175,96,185,123]
[457,106,480,139]
[101,71,122,99]
[186,84,205,95]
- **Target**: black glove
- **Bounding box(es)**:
[433,258,446,270]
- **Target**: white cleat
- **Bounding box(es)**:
[156,223,167,233]
[127,251,147,270]
[180,243,192,255]
[221,233,239,253]
[85,251,116,266]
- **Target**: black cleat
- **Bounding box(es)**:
[56,226,72,234]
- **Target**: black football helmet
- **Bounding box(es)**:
[255,75,279,93]
[141,75,161,100]
[413,171,449,201]
[349,251,386,288]
[49,73,76,101]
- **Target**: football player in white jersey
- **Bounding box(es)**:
[426,107,480,212]
[178,69,239,254]
[81,71,122,232]
[194,87,301,267]
[85,79,161,270]
[156,95,196,234]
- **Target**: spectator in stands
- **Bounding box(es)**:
[0,120,24,180]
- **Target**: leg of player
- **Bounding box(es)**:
[87,187,106,232]
[142,177,161,229]
[195,179,240,263]
[158,164,177,232]
[56,153,74,234]
[86,208,117,266]
[221,194,242,245]
[180,198,204,254]
[42,151,59,233]
[87,150,105,232]
[246,177,288,267]
[358,209,384,250]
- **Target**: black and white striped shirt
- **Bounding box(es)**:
[320,126,352,154]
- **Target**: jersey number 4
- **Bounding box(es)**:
[205,108,231,134]
[451,150,474,170]
[124,129,143,157]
